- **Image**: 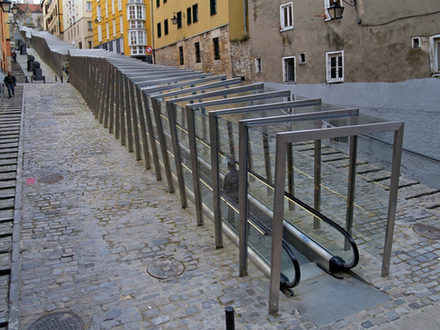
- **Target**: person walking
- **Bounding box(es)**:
[12,51,17,63]
[0,71,5,98]
[4,72,16,98]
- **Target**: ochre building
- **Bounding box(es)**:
[152,0,249,77]
[92,0,152,61]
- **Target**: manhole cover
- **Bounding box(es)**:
[147,256,185,279]
[28,311,84,330]
[413,224,440,239]
[39,174,64,184]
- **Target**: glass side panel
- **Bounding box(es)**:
[351,131,394,258]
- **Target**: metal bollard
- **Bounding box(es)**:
[225,306,235,330]
[60,75,63,83]
[55,75,57,82]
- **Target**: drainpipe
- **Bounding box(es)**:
[150,0,156,64]
[242,0,247,34]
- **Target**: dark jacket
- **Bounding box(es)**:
[223,168,239,202]
[4,75,16,86]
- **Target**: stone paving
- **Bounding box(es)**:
[8,49,440,329]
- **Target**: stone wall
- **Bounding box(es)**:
[230,39,251,80]
[155,25,234,77]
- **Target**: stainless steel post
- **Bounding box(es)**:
[166,101,187,208]
[186,106,204,225]
[269,135,287,315]
[382,125,404,276]
[124,76,134,152]
[129,80,142,160]
[135,86,151,169]
[115,69,121,140]
[142,93,161,180]
[345,135,357,250]
[209,112,223,248]
[151,97,174,193]
[314,139,321,229]
[238,122,249,277]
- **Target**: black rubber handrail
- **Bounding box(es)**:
[280,240,301,290]
[247,169,360,271]
[220,193,301,292]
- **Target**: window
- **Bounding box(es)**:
[128,5,145,20]
[164,19,168,35]
[164,0,166,3]
[109,41,113,51]
[157,22,161,38]
[192,4,198,23]
[129,30,146,45]
[117,0,121,11]
[411,37,420,49]
[113,19,116,36]
[179,46,184,65]
[187,7,191,25]
[111,0,114,14]
[120,16,123,33]
[326,50,344,83]
[210,0,217,15]
[106,22,109,39]
[97,6,101,21]
[280,3,293,31]
[156,0,159,7]
[116,38,121,52]
[177,11,182,28]
[430,35,440,73]
[255,58,262,73]
[213,37,220,60]
[97,25,102,42]
[88,40,92,49]
[87,20,92,30]
[299,53,306,64]
[86,1,91,11]
[282,56,296,82]
[105,0,108,17]
[195,42,201,63]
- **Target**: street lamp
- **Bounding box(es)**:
[1,0,11,13]
[327,2,344,20]
[11,4,17,15]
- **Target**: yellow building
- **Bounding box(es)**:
[42,0,64,36]
[152,0,249,77]
[92,0,152,61]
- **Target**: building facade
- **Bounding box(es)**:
[0,9,11,72]
[247,0,440,83]
[16,4,43,30]
[92,0,152,61]
[42,0,64,36]
[63,0,93,49]
[152,0,248,77]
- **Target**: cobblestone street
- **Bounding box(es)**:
[7,49,440,329]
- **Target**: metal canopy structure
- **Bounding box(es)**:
[62,52,405,315]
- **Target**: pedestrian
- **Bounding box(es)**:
[4,72,16,98]
[62,59,70,83]
[0,71,5,98]
[12,50,17,63]
[223,160,239,227]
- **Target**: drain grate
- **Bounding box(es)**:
[39,174,64,184]
[147,256,185,279]
[413,224,440,239]
[28,311,84,330]
[53,112,75,116]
